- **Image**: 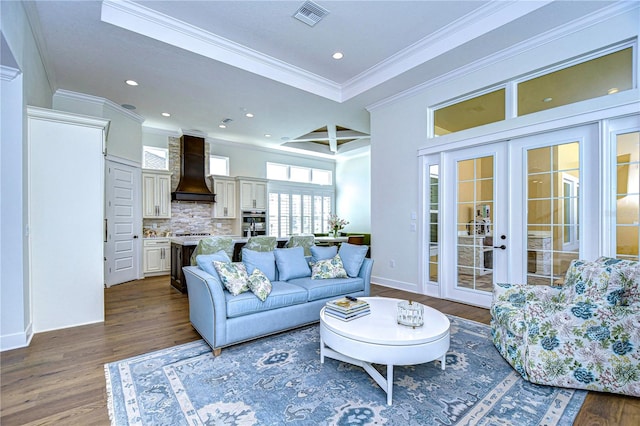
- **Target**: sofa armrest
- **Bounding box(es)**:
[183,266,228,350]
[358,257,374,296]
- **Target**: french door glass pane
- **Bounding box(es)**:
[429,165,439,282]
[526,142,580,285]
[615,131,640,260]
[456,156,494,292]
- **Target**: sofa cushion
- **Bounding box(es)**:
[225,281,308,318]
[563,259,624,306]
[242,248,276,281]
[196,251,231,281]
[310,245,338,263]
[596,257,640,305]
[338,242,368,277]
[274,247,311,281]
[288,276,364,302]
[213,261,250,296]
[310,255,348,279]
[247,268,272,302]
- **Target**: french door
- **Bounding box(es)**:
[438,124,598,307]
[441,143,508,307]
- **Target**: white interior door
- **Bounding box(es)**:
[105,160,141,286]
[442,143,508,308]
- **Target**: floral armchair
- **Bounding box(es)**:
[491,257,640,396]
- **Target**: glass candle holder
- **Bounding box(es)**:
[397,300,425,328]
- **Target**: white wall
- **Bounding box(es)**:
[368,7,640,293]
[53,91,144,164]
[142,130,338,181]
[336,151,371,234]
[1,1,53,350]
[210,139,336,179]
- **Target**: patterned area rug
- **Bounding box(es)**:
[105,316,586,425]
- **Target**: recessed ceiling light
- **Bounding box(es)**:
[219,124,226,129]
[125,79,138,86]
[542,97,553,103]
[245,113,254,118]
[332,52,344,60]
[161,112,171,117]
[608,87,619,95]
[264,134,272,138]
[121,104,136,110]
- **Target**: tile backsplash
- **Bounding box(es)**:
[142,136,236,237]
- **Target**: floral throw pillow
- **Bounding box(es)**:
[213,261,250,296]
[311,255,348,280]
[247,268,272,302]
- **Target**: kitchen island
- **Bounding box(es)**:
[170,236,285,293]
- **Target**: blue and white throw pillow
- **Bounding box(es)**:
[311,254,348,279]
[213,261,250,296]
[247,268,272,301]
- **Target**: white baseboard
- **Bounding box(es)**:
[371,276,420,294]
[1,322,33,352]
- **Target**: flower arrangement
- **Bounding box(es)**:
[328,214,349,237]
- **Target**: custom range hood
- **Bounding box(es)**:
[171,135,216,202]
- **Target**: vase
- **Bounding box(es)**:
[331,230,339,238]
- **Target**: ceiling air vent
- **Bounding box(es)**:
[293,1,329,27]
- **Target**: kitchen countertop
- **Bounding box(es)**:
[170,236,287,246]
[170,236,348,246]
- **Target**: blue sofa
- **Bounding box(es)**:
[183,244,373,354]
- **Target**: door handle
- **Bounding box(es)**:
[493,245,506,250]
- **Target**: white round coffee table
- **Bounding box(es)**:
[320,297,450,405]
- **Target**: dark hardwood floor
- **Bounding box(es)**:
[1,276,638,425]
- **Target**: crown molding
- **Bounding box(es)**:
[142,125,182,138]
[367,1,639,112]
[0,65,21,81]
[342,0,553,101]
[101,0,342,102]
[27,105,110,130]
[54,89,145,123]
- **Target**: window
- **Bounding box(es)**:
[518,47,633,116]
[434,89,506,136]
[431,44,634,137]
[142,146,168,170]
[267,162,332,185]
[268,184,333,237]
[210,155,229,176]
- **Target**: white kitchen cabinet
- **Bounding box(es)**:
[237,177,267,211]
[211,175,236,218]
[143,239,171,275]
[142,170,171,218]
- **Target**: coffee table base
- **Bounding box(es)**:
[320,338,447,405]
